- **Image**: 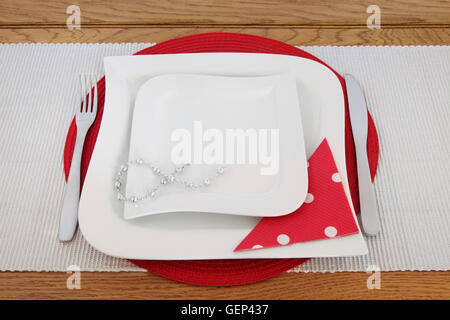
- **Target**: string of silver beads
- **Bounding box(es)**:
[114,159,226,203]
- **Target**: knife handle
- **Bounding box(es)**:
[356,149,381,236]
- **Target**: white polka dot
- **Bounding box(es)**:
[324,226,338,238]
[332,173,342,183]
[277,234,290,245]
[304,193,314,203]
[252,245,263,249]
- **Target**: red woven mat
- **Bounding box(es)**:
[64,33,379,286]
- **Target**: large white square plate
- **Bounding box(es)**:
[78,53,367,260]
[125,73,308,219]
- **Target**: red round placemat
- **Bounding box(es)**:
[63,33,379,286]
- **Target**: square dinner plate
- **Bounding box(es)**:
[124,73,308,219]
[78,53,367,260]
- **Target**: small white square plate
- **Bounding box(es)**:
[78,53,367,260]
[124,73,308,219]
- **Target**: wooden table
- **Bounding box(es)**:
[0,0,449,300]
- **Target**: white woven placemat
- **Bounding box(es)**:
[0,43,448,272]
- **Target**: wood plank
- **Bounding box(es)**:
[1,0,450,26]
[0,271,448,299]
[1,27,449,45]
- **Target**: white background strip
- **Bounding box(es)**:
[0,44,448,272]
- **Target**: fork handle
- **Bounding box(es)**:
[58,128,87,241]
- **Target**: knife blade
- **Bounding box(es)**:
[345,74,380,236]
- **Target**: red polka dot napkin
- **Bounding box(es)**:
[235,139,359,251]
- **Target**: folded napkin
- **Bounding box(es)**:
[235,139,359,251]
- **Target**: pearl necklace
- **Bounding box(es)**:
[114,159,226,203]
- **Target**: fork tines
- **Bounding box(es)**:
[78,74,98,116]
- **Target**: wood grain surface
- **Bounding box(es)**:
[0,0,449,300]
[1,0,450,26]
[0,271,449,300]
[0,27,448,45]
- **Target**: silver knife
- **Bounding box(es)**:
[345,74,380,236]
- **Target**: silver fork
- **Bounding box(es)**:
[59,74,98,242]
